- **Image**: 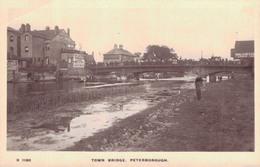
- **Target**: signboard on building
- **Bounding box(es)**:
[73,54,85,68]
[7,60,18,71]
[234,53,254,58]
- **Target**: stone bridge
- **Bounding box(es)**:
[87,64,253,79]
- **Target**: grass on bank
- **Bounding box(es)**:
[7,85,144,113]
[147,79,254,151]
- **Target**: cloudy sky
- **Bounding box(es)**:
[4,0,259,61]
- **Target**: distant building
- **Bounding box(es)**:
[103,44,136,63]
[231,40,254,59]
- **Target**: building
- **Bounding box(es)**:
[7,24,95,81]
[7,27,21,59]
[60,49,95,78]
[19,24,76,68]
[103,44,136,63]
[231,40,254,59]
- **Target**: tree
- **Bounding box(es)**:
[142,45,178,61]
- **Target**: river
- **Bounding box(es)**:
[7,76,197,151]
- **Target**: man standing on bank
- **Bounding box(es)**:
[195,76,203,100]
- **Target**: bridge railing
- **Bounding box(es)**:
[89,60,252,68]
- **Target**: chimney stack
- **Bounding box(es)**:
[119,44,123,49]
[19,24,25,33]
[67,28,70,37]
[55,25,59,35]
[114,44,117,49]
[46,26,50,30]
[25,23,31,32]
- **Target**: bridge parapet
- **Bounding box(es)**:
[87,64,252,77]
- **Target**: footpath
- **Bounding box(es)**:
[65,75,254,151]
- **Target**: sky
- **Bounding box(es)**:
[3,0,259,62]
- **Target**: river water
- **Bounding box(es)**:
[7,76,197,151]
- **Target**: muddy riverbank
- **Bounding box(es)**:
[7,79,195,151]
[65,75,254,151]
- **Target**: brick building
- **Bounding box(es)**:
[7,24,95,81]
[7,27,21,59]
[18,24,76,68]
[103,44,136,63]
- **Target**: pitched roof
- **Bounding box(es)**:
[234,40,254,53]
[7,27,19,31]
[104,47,135,56]
[7,27,21,36]
[31,29,60,40]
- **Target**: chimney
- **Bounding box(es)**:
[25,23,31,32]
[46,26,50,30]
[114,44,117,49]
[19,24,25,33]
[119,44,123,49]
[55,25,59,35]
[67,28,70,37]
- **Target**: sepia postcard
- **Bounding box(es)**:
[0,0,260,166]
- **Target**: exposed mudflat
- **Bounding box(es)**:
[7,80,194,151]
[7,75,254,151]
[65,76,254,151]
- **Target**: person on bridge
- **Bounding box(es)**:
[195,76,203,100]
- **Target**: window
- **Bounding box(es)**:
[10,47,14,54]
[46,43,50,51]
[25,46,29,52]
[10,36,14,42]
[25,35,29,41]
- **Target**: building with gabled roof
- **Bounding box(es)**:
[103,44,136,63]
[17,24,76,68]
[231,40,254,59]
[7,24,96,82]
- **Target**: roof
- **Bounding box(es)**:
[104,47,135,56]
[8,27,19,31]
[234,40,254,53]
[7,27,21,36]
[31,29,60,40]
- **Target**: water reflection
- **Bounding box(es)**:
[7,76,196,151]
[7,81,107,98]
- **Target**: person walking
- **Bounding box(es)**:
[195,76,203,100]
